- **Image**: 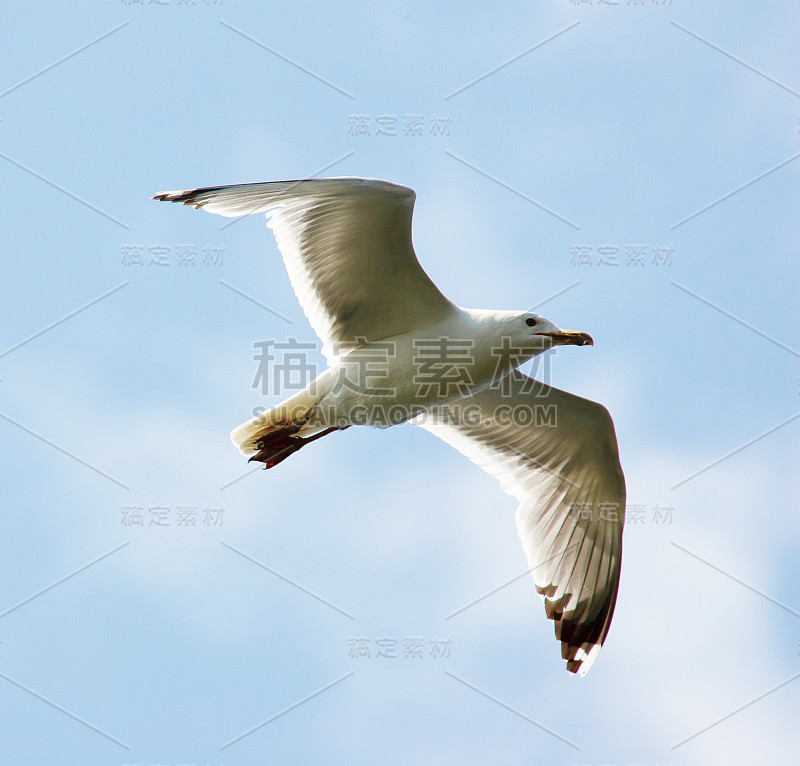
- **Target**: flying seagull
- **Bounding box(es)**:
[154,178,625,675]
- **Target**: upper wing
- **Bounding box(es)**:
[154,178,456,358]
[414,370,625,675]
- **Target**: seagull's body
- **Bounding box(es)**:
[154,178,625,675]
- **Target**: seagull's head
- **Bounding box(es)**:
[507,311,595,349]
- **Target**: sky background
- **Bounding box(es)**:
[1,2,799,764]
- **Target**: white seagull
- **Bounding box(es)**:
[154,178,625,675]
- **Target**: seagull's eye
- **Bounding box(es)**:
[525,317,537,327]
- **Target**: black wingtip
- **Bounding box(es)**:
[152,190,202,205]
[565,658,582,674]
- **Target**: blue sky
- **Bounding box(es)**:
[1,2,798,764]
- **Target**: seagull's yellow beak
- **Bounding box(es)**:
[536,330,594,347]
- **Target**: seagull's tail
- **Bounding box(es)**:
[231,386,343,469]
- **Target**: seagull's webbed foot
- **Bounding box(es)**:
[248,425,344,469]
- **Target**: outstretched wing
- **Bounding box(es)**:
[154,178,456,358]
[414,370,625,675]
